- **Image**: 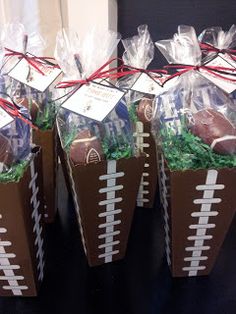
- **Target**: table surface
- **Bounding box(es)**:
[0,178,236,314]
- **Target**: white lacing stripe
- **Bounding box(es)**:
[210,135,236,150]
[99,185,123,194]
[29,161,44,282]
[98,250,119,259]
[99,172,124,181]
[98,209,122,218]
[98,230,120,239]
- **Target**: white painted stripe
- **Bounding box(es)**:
[191,211,218,217]
[189,224,215,229]
[34,232,43,245]
[99,185,123,193]
[28,173,38,188]
[188,235,213,240]
[98,209,122,217]
[0,253,16,258]
[206,169,218,184]
[0,241,11,246]
[30,187,39,204]
[196,229,207,236]
[98,240,120,248]
[30,160,44,282]
[199,216,211,224]
[196,184,224,190]
[97,160,122,263]
[184,169,221,275]
[203,190,215,199]
[140,190,149,195]
[98,220,121,228]
[0,265,20,270]
[3,285,28,290]
[192,251,202,257]
[182,266,206,271]
[99,197,122,206]
[0,228,7,233]
[193,198,221,204]
[194,240,204,247]
[98,230,120,239]
[31,200,40,218]
[184,256,208,261]
[0,276,24,280]
[199,204,212,212]
[33,215,42,232]
[98,250,119,258]
[37,260,45,270]
[160,155,171,266]
[137,143,150,148]
[137,199,149,203]
[34,226,43,236]
[99,172,124,181]
[185,246,210,251]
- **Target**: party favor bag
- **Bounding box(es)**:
[118,25,159,208]
[55,28,145,266]
[153,25,236,277]
[2,23,61,222]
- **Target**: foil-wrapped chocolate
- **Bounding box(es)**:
[189,108,236,155]
[136,98,153,123]
[70,129,104,166]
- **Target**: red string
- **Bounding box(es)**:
[56,58,167,89]
[163,63,236,83]
[4,48,60,76]
[199,42,236,61]
[0,98,38,130]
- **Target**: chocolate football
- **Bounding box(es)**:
[0,134,14,167]
[189,108,236,155]
[70,129,104,166]
[136,98,153,123]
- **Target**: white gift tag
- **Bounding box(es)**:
[8,54,62,92]
[218,52,236,68]
[0,107,14,129]
[131,73,178,95]
[199,54,236,93]
[61,82,125,122]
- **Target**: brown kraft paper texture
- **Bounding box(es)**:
[134,122,158,208]
[33,127,58,223]
[158,154,236,277]
[0,147,45,296]
[66,154,145,267]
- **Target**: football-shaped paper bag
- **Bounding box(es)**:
[136,98,153,123]
[70,129,104,166]
[189,109,236,155]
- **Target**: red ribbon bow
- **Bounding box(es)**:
[4,47,59,76]
[56,57,167,89]
[0,97,38,130]
[163,63,236,83]
[200,42,236,62]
